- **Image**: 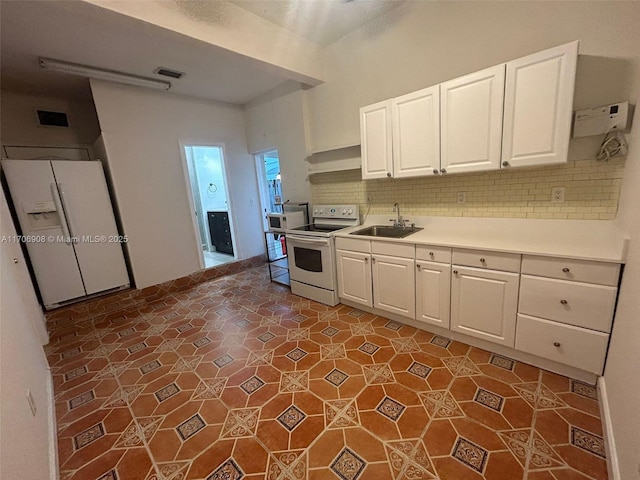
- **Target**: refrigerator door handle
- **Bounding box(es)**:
[50,182,72,245]
[57,183,78,242]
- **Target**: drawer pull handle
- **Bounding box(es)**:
[553,342,561,347]
[480,258,486,264]
[562,267,571,273]
[560,299,568,305]
[453,270,459,274]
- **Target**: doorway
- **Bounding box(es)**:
[183,144,236,269]
[255,149,286,260]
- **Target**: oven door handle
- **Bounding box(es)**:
[286,235,331,247]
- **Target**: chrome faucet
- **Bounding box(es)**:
[390,203,409,228]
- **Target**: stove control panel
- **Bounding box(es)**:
[313,205,359,220]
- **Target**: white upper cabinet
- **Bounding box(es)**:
[391,85,440,178]
[441,65,505,174]
[360,100,393,179]
[502,41,579,168]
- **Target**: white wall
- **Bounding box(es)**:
[306,1,640,152]
[0,190,56,480]
[605,96,640,479]
[0,90,100,147]
[244,83,312,207]
[90,79,264,289]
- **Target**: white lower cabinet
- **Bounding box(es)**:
[335,236,622,378]
[450,265,520,347]
[372,254,415,318]
[336,249,372,307]
[416,261,451,328]
[516,314,609,375]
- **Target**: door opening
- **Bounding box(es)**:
[255,149,285,259]
[183,144,236,269]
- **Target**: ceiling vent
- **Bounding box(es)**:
[36,109,69,128]
[154,67,184,79]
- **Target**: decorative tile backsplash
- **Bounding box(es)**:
[311,157,625,220]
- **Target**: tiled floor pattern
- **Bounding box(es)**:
[46,266,608,480]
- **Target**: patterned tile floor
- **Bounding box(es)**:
[46,266,608,480]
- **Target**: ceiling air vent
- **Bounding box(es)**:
[154,67,184,79]
[36,110,69,128]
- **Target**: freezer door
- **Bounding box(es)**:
[1,160,86,306]
[51,161,129,295]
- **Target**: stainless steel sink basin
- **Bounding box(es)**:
[350,225,423,238]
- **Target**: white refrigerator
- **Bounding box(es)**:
[2,160,130,309]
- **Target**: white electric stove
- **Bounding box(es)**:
[286,205,359,306]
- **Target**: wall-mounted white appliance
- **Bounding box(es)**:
[2,159,130,309]
[573,101,632,137]
[266,211,305,233]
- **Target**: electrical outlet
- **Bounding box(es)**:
[551,187,566,203]
[457,192,466,204]
[26,389,37,416]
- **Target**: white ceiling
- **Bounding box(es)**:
[1,0,402,105]
[229,0,404,47]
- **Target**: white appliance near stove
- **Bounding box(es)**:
[286,204,359,306]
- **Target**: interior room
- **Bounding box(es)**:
[1,2,639,480]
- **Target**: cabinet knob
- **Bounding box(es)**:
[502,161,510,167]
[372,257,376,264]
[433,169,439,175]
[560,299,568,305]
[364,257,368,264]
[453,270,459,274]
[440,168,447,174]
[562,267,570,273]
[13,258,19,264]
[480,258,486,264]
[386,172,392,177]
[553,342,561,347]
[429,252,434,257]
[416,264,421,270]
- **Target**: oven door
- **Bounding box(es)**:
[286,234,335,291]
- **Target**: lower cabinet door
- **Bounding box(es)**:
[336,250,372,307]
[516,313,608,374]
[372,254,415,318]
[451,266,519,347]
[416,261,451,328]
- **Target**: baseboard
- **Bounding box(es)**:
[597,377,620,480]
[47,367,60,480]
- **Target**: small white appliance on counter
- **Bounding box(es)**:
[286,205,359,306]
[2,159,130,309]
[266,210,305,233]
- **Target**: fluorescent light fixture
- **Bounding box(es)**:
[38,57,171,91]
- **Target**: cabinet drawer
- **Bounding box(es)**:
[521,255,620,286]
[453,248,521,273]
[416,245,451,264]
[372,241,415,259]
[519,275,616,332]
[516,314,608,374]
[335,237,370,253]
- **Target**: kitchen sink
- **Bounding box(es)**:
[350,225,423,238]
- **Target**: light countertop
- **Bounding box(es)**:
[335,216,629,263]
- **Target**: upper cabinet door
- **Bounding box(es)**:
[360,100,393,179]
[391,85,440,178]
[502,41,579,168]
[441,65,505,174]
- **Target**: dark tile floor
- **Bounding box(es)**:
[45,266,608,480]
